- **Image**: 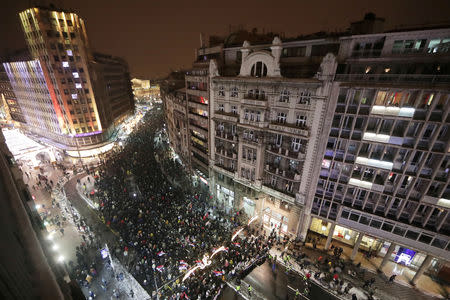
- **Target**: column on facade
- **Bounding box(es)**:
[324,223,336,250]
[378,242,396,271]
[350,232,364,260]
[296,208,311,241]
[411,254,433,285]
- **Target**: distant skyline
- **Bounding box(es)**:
[1,0,450,79]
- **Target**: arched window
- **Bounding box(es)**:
[248,89,265,100]
[218,86,225,97]
[231,87,238,97]
[251,61,267,77]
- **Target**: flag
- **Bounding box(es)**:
[213,270,224,276]
[180,260,188,266]
[157,251,166,257]
[233,242,240,247]
[156,265,164,272]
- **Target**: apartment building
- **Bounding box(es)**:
[3,6,133,149]
[308,25,450,283]
[209,36,340,239]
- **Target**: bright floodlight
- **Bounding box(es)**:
[52,244,59,251]
[133,193,137,197]
[47,233,54,240]
[119,142,123,146]
[57,255,64,262]
[35,204,41,209]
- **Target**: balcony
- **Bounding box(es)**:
[186,88,208,98]
[241,137,261,146]
[189,122,208,136]
[335,73,450,85]
[188,111,208,123]
[266,144,306,161]
[242,95,268,107]
[240,118,269,128]
[269,122,309,138]
[215,130,237,142]
[214,111,239,122]
[262,181,297,202]
[265,164,301,182]
[215,148,236,159]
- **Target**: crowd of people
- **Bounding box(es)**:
[92,108,270,299]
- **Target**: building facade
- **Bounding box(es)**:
[0,64,26,125]
[308,26,450,283]
[4,6,134,149]
[163,17,450,284]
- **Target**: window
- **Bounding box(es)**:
[231,87,238,97]
[70,32,76,38]
[61,78,66,84]
[63,89,69,95]
[279,90,290,102]
[67,20,73,26]
[428,38,450,54]
[53,55,60,62]
[84,88,89,94]
[72,72,79,78]
[218,86,225,97]
[298,90,311,104]
[71,93,78,99]
[248,89,265,100]
[292,138,301,152]
[250,61,267,77]
[62,61,69,68]
[231,106,238,114]
[75,83,82,89]
[218,104,224,112]
[282,46,306,57]
[296,114,307,127]
[275,134,283,146]
[79,67,84,73]
[276,112,287,124]
[62,32,68,38]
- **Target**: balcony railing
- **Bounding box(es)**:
[215,130,237,142]
[335,73,450,84]
[268,122,309,137]
[265,164,301,182]
[266,144,306,161]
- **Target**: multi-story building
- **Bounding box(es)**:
[209,36,340,239]
[308,24,450,284]
[164,14,450,285]
[0,56,28,125]
[3,6,134,149]
[131,78,161,102]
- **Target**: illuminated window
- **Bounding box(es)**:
[62,61,69,68]
[75,83,82,89]
[71,93,77,99]
[66,50,73,56]
[72,72,79,78]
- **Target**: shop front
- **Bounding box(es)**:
[308,217,382,251]
[216,184,234,212]
[261,197,299,237]
[243,196,255,217]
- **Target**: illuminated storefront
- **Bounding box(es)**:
[216,184,234,210]
[309,217,382,251]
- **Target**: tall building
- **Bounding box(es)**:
[163,15,450,285]
[3,6,134,149]
[308,23,450,284]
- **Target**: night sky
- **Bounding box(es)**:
[1,0,449,79]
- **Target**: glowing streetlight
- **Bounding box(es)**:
[57,255,64,262]
[52,244,59,251]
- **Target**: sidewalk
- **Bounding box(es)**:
[270,240,442,300]
[303,236,448,298]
